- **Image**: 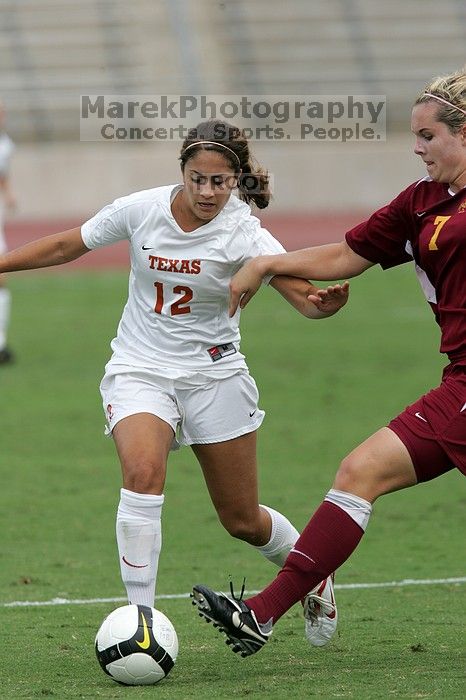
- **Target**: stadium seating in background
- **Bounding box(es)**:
[1,0,465,142]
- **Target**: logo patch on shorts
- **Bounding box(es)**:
[207,343,237,362]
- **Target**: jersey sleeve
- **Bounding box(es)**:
[81,197,133,249]
[241,220,286,285]
[345,184,417,269]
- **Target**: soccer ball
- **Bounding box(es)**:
[95,604,178,685]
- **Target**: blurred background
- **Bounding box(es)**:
[0,0,465,225]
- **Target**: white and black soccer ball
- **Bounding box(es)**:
[95,604,178,685]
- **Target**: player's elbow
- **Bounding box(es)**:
[56,229,89,264]
[302,305,321,319]
[303,305,336,320]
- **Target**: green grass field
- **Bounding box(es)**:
[1,266,465,698]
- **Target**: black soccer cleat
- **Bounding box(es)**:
[191,583,272,657]
[0,347,14,365]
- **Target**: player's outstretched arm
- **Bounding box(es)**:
[229,241,373,317]
[0,227,90,273]
[270,276,350,319]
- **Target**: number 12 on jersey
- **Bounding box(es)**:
[154,281,193,315]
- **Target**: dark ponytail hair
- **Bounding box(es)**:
[179,119,271,209]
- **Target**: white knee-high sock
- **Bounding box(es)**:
[255,504,300,567]
[0,287,11,349]
[116,488,164,607]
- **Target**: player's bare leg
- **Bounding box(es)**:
[193,432,337,646]
[192,432,271,546]
[193,432,303,558]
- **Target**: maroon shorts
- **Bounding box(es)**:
[388,361,466,482]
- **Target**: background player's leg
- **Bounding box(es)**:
[0,275,12,362]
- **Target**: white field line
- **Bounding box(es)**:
[2,576,465,608]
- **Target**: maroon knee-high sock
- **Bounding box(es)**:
[246,501,365,624]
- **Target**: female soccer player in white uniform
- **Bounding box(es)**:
[0,101,16,364]
[0,119,349,644]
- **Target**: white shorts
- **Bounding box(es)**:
[99,367,265,449]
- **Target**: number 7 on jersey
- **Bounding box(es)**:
[428,215,450,251]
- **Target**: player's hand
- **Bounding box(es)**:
[307,281,350,316]
[229,260,263,317]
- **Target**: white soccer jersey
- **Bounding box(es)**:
[0,132,14,177]
[81,185,285,374]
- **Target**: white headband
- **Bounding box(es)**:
[423,93,466,117]
[182,140,241,167]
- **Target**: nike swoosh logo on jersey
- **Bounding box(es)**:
[142,245,156,250]
[135,612,151,650]
[415,411,428,422]
[461,402,466,413]
[416,211,425,217]
[249,410,257,417]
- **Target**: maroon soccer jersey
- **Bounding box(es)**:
[345,178,466,361]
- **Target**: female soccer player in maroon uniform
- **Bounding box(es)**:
[192,65,466,657]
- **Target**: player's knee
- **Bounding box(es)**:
[334,452,367,492]
[218,510,262,544]
[334,452,389,501]
[123,462,163,494]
